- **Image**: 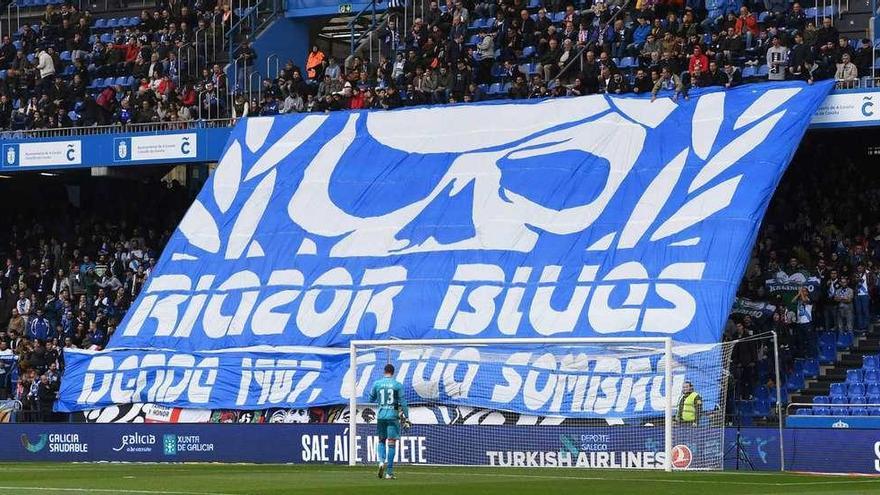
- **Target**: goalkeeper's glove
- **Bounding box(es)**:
[399,410,412,430]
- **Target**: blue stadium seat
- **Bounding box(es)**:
[93,18,107,29]
[736,399,754,418]
[846,369,863,384]
[830,382,846,398]
[467,34,480,46]
[850,395,867,404]
[469,18,484,30]
[831,406,849,415]
[864,355,879,370]
[832,395,848,405]
[88,77,105,89]
[819,344,836,364]
[107,18,119,29]
[851,407,868,416]
[805,7,818,17]
[528,0,540,8]
[26,53,35,64]
[803,358,820,377]
[521,45,535,58]
[12,40,22,51]
[552,11,566,23]
[129,17,141,26]
[753,399,771,416]
[868,384,880,397]
[485,18,496,28]
[813,395,830,404]
[813,405,831,415]
[620,56,638,68]
[59,50,71,61]
[756,65,770,76]
[100,33,113,44]
[753,385,770,401]
[487,82,502,95]
[0,70,6,80]
[62,65,75,76]
[741,66,757,78]
[838,332,854,349]
[868,393,880,404]
[786,371,805,391]
[796,407,812,415]
[758,11,771,23]
[865,370,879,384]
[870,407,880,416]
[818,332,835,347]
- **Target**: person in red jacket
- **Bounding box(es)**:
[735,7,759,48]
[688,45,709,76]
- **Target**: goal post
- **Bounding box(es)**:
[348,337,733,471]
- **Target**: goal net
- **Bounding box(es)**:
[347,338,734,471]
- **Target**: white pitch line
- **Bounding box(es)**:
[0,486,242,495]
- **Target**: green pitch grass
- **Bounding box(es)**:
[1,463,879,495]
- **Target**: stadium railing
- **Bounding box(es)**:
[0,118,236,139]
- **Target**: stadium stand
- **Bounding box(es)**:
[0,176,195,421]
[0,0,874,131]
[0,0,878,427]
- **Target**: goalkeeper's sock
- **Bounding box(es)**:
[377,442,386,465]
[386,445,396,474]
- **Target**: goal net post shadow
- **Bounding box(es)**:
[346,337,757,471]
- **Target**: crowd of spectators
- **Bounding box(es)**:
[0,0,874,130]
[725,136,880,410]
[239,0,871,115]
[0,177,193,420]
[0,0,243,131]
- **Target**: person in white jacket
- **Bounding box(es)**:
[35,47,55,95]
[835,53,858,89]
[36,48,55,78]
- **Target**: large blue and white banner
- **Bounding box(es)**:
[57,82,833,413]
[58,343,724,415]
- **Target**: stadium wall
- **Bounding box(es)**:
[0,127,231,171]
[1,424,878,473]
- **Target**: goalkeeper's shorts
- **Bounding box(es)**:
[377,419,400,440]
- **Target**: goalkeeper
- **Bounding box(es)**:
[369,363,410,480]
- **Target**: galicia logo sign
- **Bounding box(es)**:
[118,140,129,159]
[113,433,156,452]
[20,434,48,453]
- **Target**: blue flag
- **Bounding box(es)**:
[57,81,834,414]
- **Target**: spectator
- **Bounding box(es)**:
[834,275,854,332]
[766,36,787,81]
[306,45,325,81]
[834,52,858,89]
[651,66,687,102]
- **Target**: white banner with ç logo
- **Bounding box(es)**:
[114,133,197,162]
[2,141,82,167]
[810,91,880,126]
